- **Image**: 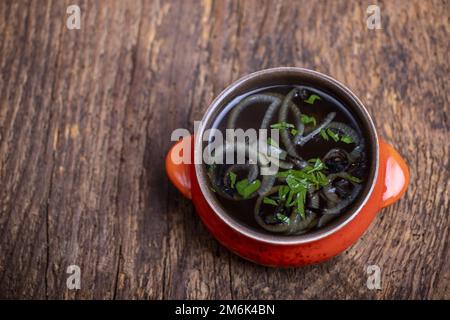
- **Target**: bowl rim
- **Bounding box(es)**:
[194,67,379,245]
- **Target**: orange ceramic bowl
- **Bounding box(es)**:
[166,68,409,267]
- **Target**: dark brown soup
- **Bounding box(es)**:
[204,85,369,235]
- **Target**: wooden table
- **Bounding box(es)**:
[0,0,448,299]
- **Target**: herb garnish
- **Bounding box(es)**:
[276,213,290,224]
[340,135,353,144]
[276,158,329,218]
[300,114,317,126]
[319,128,354,144]
[228,171,237,188]
[304,94,321,105]
[327,128,340,142]
[307,158,327,173]
[344,174,362,184]
[263,197,278,206]
[267,137,279,147]
[278,185,290,200]
[320,128,329,141]
[236,179,261,199]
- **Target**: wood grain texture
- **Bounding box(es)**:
[0,0,448,299]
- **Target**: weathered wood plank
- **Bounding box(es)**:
[0,0,448,299]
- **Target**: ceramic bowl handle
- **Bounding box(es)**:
[165,135,194,199]
[379,138,410,209]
